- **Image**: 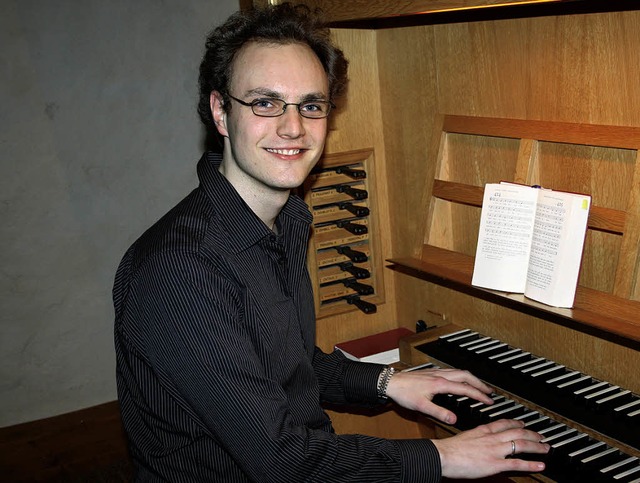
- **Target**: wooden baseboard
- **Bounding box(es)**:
[0,401,132,482]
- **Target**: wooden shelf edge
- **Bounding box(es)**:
[324,0,640,28]
[387,245,640,347]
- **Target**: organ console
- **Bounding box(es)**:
[334,166,367,179]
[335,184,368,200]
[341,278,374,296]
[334,245,368,264]
[384,114,640,481]
[303,149,385,317]
[338,262,370,279]
[399,324,640,482]
[244,2,640,480]
[338,202,370,217]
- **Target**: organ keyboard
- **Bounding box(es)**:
[400,324,640,482]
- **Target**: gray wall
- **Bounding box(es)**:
[1,0,239,427]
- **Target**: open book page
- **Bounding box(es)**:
[524,191,591,307]
[472,183,538,292]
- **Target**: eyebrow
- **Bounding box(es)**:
[244,87,328,102]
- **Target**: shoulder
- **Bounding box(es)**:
[116,187,233,287]
[136,189,219,261]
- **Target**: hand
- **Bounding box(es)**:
[385,368,493,424]
[431,419,550,479]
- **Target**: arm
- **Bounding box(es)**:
[312,347,385,406]
[385,368,550,479]
[123,253,441,483]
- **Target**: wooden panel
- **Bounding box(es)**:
[307,30,414,439]
[432,179,626,234]
[312,29,401,353]
[250,0,640,449]
[432,179,484,206]
[388,245,640,343]
[274,0,573,23]
[303,149,386,319]
[393,113,640,347]
[615,151,640,298]
[443,115,640,149]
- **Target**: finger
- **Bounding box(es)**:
[419,399,459,425]
[437,382,495,405]
[511,438,550,456]
[422,368,494,394]
[502,439,549,474]
[502,457,546,474]
[507,439,517,458]
[450,369,492,391]
[474,418,526,434]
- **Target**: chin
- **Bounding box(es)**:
[272,180,307,191]
[272,170,315,190]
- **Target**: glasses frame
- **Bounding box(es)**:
[227,94,334,119]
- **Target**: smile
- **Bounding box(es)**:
[266,148,301,155]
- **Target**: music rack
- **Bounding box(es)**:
[387,114,640,345]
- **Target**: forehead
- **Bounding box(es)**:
[230,41,329,98]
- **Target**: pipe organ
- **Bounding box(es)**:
[244,1,640,480]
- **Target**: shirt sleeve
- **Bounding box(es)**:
[118,251,442,483]
[312,346,388,405]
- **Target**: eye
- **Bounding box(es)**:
[252,98,277,109]
[300,101,326,113]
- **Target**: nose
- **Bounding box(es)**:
[276,106,305,138]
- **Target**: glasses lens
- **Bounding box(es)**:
[248,98,332,118]
[299,101,331,119]
[251,98,285,117]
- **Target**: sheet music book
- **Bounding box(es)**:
[472,182,591,308]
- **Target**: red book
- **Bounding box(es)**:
[334,327,413,363]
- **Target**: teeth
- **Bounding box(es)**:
[267,148,300,155]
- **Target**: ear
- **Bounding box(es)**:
[210,91,229,137]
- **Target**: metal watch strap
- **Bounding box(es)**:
[376,366,395,399]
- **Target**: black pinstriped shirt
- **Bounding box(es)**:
[113,152,441,482]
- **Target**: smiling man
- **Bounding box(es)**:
[210,40,329,228]
[113,3,548,482]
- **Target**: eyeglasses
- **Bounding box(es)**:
[227,94,334,119]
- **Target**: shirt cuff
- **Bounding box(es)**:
[394,438,442,483]
[341,360,387,404]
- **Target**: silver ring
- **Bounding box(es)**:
[510,440,516,456]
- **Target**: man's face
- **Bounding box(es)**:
[212,42,330,196]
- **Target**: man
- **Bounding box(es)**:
[113,3,549,481]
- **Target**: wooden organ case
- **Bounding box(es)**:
[243,0,640,480]
[390,115,640,482]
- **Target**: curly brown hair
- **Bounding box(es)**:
[197,3,349,129]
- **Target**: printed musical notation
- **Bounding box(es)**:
[481,196,536,257]
[472,182,591,308]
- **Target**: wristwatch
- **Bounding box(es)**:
[376,366,395,399]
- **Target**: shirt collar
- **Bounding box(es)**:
[197,152,312,254]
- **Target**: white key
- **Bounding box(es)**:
[546,370,580,384]
[568,440,606,459]
[601,456,638,475]
[614,398,640,413]
[440,328,472,340]
[581,446,617,464]
[531,364,565,378]
[574,380,608,396]
[489,348,520,360]
[541,428,576,444]
[585,385,619,400]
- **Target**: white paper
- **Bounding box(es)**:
[472,183,538,292]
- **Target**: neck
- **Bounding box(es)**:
[218,158,290,231]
